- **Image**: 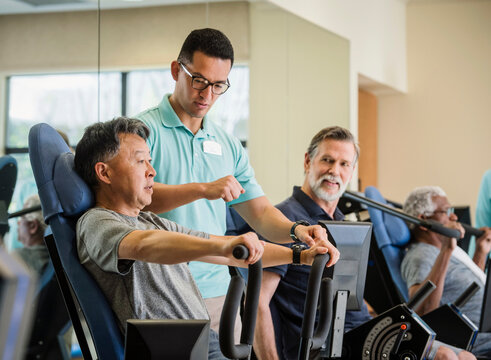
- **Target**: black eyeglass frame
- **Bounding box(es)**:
[179,62,230,95]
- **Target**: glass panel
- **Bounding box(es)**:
[127,66,249,141]
[207,66,249,141]
[126,69,174,116]
[5,72,121,250]
[7,72,122,148]
[6,153,38,251]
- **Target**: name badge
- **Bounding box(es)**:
[203,140,222,156]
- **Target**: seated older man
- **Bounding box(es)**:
[73,117,337,360]
[402,186,491,358]
[14,194,49,276]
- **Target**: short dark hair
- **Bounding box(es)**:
[178,28,234,66]
[307,126,360,163]
[74,117,150,189]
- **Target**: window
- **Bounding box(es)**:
[4,65,249,249]
[126,66,249,141]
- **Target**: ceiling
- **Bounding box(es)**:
[0,0,241,15]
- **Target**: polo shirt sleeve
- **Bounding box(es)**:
[264,241,292,278]
[227,137,264,206]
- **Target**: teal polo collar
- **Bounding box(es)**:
[158,93,216,138]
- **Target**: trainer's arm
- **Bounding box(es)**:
[254,271,282,360]
[232,197,339,267]
[144,176,244,214]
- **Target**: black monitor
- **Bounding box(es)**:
[454,206,472,253]
[318,221,372,311]
[0,247,37,359]
[124,319,210,360]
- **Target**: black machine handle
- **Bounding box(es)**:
[298,253,333,360]
[406,281,436,310]
[220,245,262,360]
[7,205,42,219]
[343,191,462,239]
[424,219,462,239]
[461,223,485,238]
[453,282,480,309]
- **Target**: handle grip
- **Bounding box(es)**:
[423,219,461,239]
[298,253,332,360]
[232,244,249,260]
[453,281,480,308]
[407,281,436,310]
[461,223,485,238]
[220,245,262,359]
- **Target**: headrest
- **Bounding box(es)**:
[29,123,94,224]
[365,186,410,248]
[54,153,94,217]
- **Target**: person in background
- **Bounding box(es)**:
[402,186,491,358]
[73,117,335,359]
[239,128,474,360]
[13,194,49,275]
[136,28,338,333]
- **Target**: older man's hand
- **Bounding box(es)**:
[227,232,264,265]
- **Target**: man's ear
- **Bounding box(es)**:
[304,152,311,174]
[417,214,429,232]
[94,162,111,185]
[171,61,180,81]
[27,220,39,235]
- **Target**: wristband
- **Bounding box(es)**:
[290,220,310,243]
[291,243,306,265]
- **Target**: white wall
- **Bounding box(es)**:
[378,0,491,213]
[267,0,408,93]
[249,3,350,203]
[265,0,408,194]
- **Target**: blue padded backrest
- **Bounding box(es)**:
[365,186,411,301]
[28,123,124,360]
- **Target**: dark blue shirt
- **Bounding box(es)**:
[268,187,371,360]
[226,186,372,360]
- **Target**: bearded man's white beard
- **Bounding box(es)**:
[308,173,348,202]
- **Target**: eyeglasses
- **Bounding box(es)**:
[432,207,455,217]
[179,62,230,95]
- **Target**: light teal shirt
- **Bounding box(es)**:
[476,169,491,228]
[136,94,264,298]
[469,169,491,258]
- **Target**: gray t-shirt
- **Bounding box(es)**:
[401,242,484,325]
[14,244,50,276]
[76,207,209,332]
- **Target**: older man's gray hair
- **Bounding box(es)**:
[403,186,447,229]
[22,194,47,233]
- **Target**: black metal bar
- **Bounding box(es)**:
[406,281,436,310]
[461,223,485,238]
[298,253,331,360]
[453,282,480,309]
[343,190,461,239]
[220,245,262,360]
[8,205,42,219]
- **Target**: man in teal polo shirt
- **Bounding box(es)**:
[136,28,339,333]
